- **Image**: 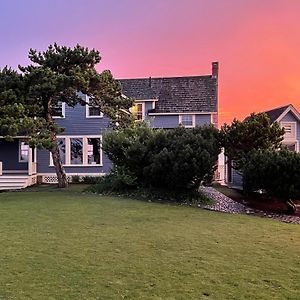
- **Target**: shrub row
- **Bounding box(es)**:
[243,149,300,200]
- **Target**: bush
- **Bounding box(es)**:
[82,176,104,184]
[87,182,211,204]
[102,122,221,192]
[72,175,81,183]
[243,150,300,200]
[86,168,137,193]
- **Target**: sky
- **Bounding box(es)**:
[1,0,300,125]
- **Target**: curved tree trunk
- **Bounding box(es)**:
[51,133,68,188]
[47,100,68,188]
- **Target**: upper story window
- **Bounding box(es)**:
[52,101,65,118]
[86,97,103,118]
[281,122,296,140]
[130,103,144,120]
[179,114,195,128]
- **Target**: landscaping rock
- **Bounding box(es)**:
[200,186,300,224]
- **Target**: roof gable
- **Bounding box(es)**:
[264,104,300,123]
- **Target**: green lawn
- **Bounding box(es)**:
[0,185,299,300]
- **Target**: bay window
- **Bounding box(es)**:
[50,136,102,166]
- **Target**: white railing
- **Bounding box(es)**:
[0,161,2,176]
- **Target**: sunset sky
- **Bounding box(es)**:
[1,0,299,125]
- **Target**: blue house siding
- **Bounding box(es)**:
[280,111,300,144]
[231,168,243,188]
[0,140,27,171]
[150,114,212,128]
[151,115,180,128]
[36,103,113,175]
[195,114,212,126]
[55,105,111,135]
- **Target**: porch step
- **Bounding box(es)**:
[0,175,29,190]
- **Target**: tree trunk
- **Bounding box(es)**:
[47,100,68,188]
[51,134,68,188]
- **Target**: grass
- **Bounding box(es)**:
[0,185,299,299]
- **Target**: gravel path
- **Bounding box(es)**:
[200,186,300,224]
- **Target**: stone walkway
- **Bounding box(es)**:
[199,186,300,224]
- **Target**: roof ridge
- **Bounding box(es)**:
[263,104,291,113]
[118,75,213,81]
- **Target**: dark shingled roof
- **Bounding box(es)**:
[119,75,217,113]
[264,105,290,123]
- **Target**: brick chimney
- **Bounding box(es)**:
[212,61,219,78]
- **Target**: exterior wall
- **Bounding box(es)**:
[280,111,300,148]
[150,114,213,128]
[0,139,27,171]
[151,115,180,128]
[55,104,111,135]
[37,103,112,175]
[195,114,212,126]
[37,149,111,174]
[231,168,243,188]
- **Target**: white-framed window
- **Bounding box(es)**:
[86,97,103,118]
[179,114,195,128]
[281,122,296,140]
[50,136,102,166]
[282,141,299,152]
[52,101,66,118]
[19,140,29,162]
[130,102,144,120]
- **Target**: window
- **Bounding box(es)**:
[282,141,298,152]
[179,114,195,127]
[50,136,102,166]
[281,122,296,139]
[130,103,144,120]
[87,138,101,164]
[19,140,29,162]
[70,138,83,164]
[86,97,103,118]
[52,101,65,118]
[57,138,66,164]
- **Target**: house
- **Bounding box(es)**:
[224,104,300,188]
[0,62,218,190]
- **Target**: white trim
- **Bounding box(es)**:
[49,135,103,167]
[85,96,103,118]
[18,140,29,163]
[130,102,145,121]
[135,99,158,102]
[39,173,106,176]
[276,104,300,122]
[52,102,66,119]
[149,111,217,116]
[282,140,299,152]
[179,114,196,128]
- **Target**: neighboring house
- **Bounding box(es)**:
[0,62,219,190]
[224,104,300,189]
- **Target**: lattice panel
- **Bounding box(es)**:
[42,175,72,184]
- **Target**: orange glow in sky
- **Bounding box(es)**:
[1,0,300,126]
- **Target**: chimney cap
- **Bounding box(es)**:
[212,61,219,78]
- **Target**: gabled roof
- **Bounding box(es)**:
[264,105,290,123]
[264,104,300,123]
[119,73,218,113]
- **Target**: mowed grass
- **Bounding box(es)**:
[0,186,299,300]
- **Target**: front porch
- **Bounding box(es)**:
[0,138,37,190]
